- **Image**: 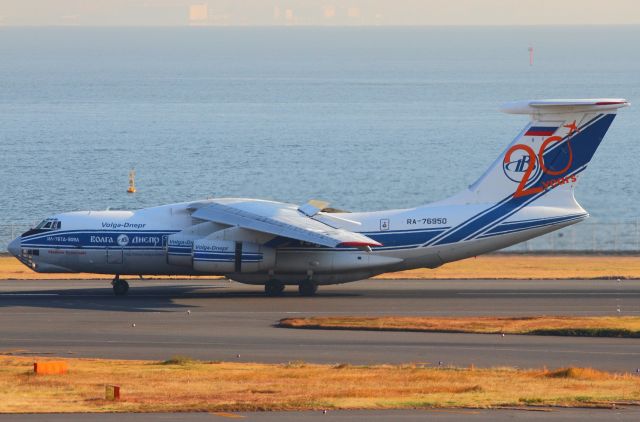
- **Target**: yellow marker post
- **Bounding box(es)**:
[127,169,136,193]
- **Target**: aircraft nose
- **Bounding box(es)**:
[8,236,21,258]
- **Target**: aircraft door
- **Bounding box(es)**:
[107,248,124,264]
[106,233,130,265]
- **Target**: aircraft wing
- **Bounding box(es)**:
[191,200,381,248]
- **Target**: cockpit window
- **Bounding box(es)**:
[22,218,61,238]
[35,219,60,231]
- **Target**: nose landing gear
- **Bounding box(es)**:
[112,274,129,296]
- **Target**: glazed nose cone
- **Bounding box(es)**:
[8,236,20,258]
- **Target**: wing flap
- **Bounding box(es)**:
[191,200,381,248]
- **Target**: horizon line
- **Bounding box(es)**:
[2,23,640,28]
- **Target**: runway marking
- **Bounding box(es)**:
[3,291,638,298]
[458,292,640,296]
[210,412,245,419]
[426,409,481,414]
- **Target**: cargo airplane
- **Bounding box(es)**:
[8,99,629,296]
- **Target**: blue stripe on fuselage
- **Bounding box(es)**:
[21,230,179,249]
[193,251,262,262]
[360,227,447,247]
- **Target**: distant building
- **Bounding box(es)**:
[347,7,361,18]
[324,5,336,19]
[285,8,294,22]
[189,3,208,25]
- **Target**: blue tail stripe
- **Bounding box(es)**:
[478,215,587,239]
[429,113,614,246]
[483,214,588,236]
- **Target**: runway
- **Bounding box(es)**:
[1,278,640,371]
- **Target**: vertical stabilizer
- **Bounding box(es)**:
[462,99,629,205]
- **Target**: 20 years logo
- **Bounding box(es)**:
[503,121,577,198]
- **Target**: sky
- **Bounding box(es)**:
[1,0,640,26]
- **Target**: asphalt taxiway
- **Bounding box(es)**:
[3,408,640,421]
[1,278,639,371]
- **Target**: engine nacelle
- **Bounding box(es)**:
[275,250,403,273]
[166,221,229,267]
[192,239,275,274]
[166,235,194,267]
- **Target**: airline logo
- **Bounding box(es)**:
[503,149,541,183]
[116,234,130,246]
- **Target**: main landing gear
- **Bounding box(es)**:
[298,280,318,297]
[263,280,319,296]
[264,280,285,297]
[112,274,129,296]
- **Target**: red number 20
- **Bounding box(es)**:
[503,136,573,198]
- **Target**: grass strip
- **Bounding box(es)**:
[278,316,640,338]
[1,355,640,412]
[1,254,640,280]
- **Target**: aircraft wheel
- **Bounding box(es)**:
[265,280,285,297]
[112,278,129,296]
[298,281,318,296]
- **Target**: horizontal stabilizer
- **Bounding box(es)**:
[501,99,629,115]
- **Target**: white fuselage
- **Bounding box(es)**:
[13,195,587,285]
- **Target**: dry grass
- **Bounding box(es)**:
[374,254,640,280]
[1,254,639,280]
[279,316,640,337]
[1,355,639,413]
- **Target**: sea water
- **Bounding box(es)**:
[1,26,639,250]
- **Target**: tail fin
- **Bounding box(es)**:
[464,99,629,205]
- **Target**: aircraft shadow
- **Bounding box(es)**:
[0,282,360,313]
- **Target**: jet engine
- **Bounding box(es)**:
[192,239,275,273]
[166,235,194,267]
